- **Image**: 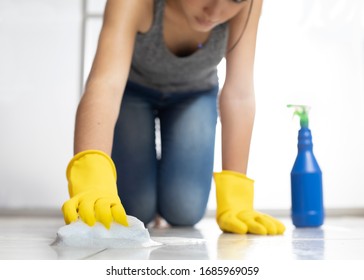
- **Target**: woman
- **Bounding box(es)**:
[62,0,285,235]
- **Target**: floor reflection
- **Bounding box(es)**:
[291,227,325,260]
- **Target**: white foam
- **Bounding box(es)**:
[53,215,161,248]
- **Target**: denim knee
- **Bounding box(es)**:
[120,187,157,225]
[159,181,210,226]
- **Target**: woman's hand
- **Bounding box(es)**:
[214,170,285,235]
[62,150,128,229]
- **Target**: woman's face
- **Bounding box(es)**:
[177,0,248,32]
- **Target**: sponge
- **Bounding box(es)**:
[52,215,161,248]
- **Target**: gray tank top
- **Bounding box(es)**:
[128,0,229,93]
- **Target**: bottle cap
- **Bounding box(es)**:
[287,104,310,128]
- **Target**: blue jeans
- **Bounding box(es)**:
[112,81,218,226]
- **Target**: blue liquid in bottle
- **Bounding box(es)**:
[291,127,324,227]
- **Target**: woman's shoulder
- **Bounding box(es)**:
[104,0,154,33]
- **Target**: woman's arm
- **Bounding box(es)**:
[219,0,263,174]
[215,0,285,235]
[74,0,151,155]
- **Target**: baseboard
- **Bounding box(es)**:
[204,208,364,218]
[0,208,363,218]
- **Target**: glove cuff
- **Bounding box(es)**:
[214,170,254,184]
[66,150,117,181]
[214,170,255,212]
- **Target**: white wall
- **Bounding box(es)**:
[0,0,363,212]
[240,0,364,210]
[0,0,81,209]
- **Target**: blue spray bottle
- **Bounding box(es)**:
[287,105,324,227]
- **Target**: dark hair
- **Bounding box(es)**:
[227,0,254,54]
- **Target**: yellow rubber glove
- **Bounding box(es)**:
[214,170,285,235]
[62,150,128,229]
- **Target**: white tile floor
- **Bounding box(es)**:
[0,213,364,260]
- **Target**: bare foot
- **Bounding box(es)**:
[149,215,169,229]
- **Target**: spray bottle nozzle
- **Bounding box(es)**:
[287,104,310,128]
